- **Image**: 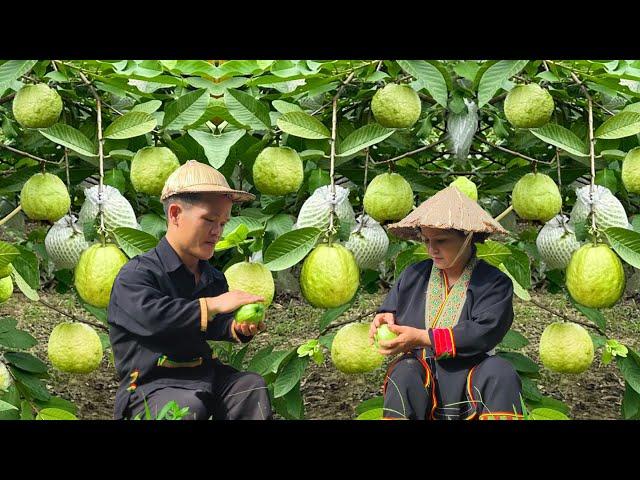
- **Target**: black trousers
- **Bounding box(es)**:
[383,351,523,420]
[127,362,272,420]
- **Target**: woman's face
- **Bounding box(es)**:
[420,227,469,270]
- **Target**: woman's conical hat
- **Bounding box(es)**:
[386,186,508,241]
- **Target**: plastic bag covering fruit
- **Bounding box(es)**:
[535,214,581,270]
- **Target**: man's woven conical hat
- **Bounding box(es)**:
[161,160,255,203]
[386,186,508,241]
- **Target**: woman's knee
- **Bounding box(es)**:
[475,356,521,388]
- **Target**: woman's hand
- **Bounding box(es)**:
[377,324,430,356]
[369,312,396,344]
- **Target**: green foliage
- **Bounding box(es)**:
[1,59,640,420]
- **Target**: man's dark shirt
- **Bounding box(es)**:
[108,236,250,419]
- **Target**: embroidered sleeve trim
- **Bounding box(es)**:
[431,327,456,359]
[199,297,208,332]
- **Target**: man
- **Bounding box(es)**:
[108,160,272,420]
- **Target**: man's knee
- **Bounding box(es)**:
[239,372,267,390]
[134,388,210,420]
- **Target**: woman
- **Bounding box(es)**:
[369,186,523,420]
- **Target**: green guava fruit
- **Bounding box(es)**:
[331,323,384,374]
[235,303,265,324]
[224,261,275,307]
[622,147,640,194]
[363,173,414,223]
[74,243,128,308]
[539,322,594,374]
[130,146,180,196]
[371,84,421,129]
[512,173,561,222]
[566,243,625,309]
[47,322,103,374]
[0,276,13,304]
[20,173,70,222]
[12,83,63,128]
[374,324,398,349]
[504,83,554,128]
[0,264,12,279]
[253,147,303,196]
[300,243,359,309]
[449,176,478,201]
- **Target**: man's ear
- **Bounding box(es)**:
[167,202,184,226]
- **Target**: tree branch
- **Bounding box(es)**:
[529,296,604,335]
[38,298,109,332]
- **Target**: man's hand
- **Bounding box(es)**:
[206,291,264,316]
[376,324,430,356]
[369,312,396,344]
[234,320,267,338]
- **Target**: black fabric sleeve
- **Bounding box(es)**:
[450,273,514,358]
[108,264,202,338]
[204,276,254,344]
[377,266,407,314]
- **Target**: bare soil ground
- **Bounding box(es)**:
[2,287,638,420]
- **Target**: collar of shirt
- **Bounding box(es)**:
[156,236,219,293]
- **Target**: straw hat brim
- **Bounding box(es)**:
[386,186,508,242]
[160,184,255,203]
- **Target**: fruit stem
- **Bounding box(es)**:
[328,71,357,246]
[356,149,370,235]
[555,150,570,234]
[63,148,74,218]
[0,204,22,226]
[494,204,514,222]
[568,71,598,245]
[77,71,107,244]
[587,97,598,245]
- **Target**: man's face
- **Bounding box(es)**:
[168,193,233,261]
